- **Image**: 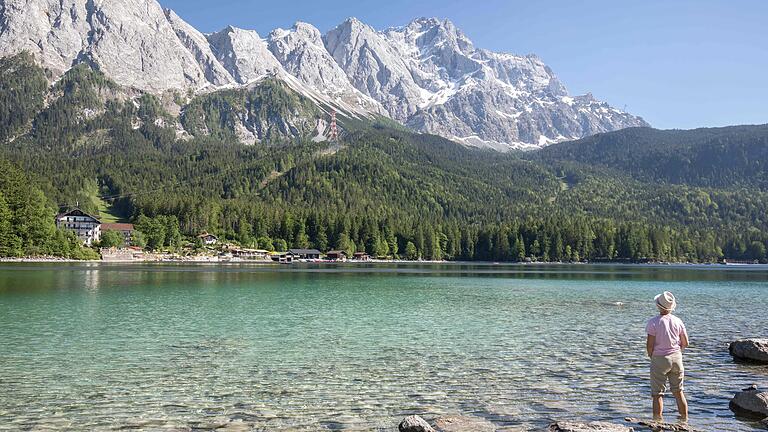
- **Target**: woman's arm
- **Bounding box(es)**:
[646,334,655,358]
[680,331,689,351]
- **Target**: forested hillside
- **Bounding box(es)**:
[180,78,323,144]
[1,53,767,262]
[536,125,768,188]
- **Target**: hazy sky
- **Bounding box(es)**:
[158,0,768,130]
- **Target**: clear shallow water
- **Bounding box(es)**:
[0,263,766,431]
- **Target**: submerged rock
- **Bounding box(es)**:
[399,415,436,432]
[624,417,700,431]
[218,421,251,432]
[729,385,768,419]
[433,415,496,431]
[729,339,768,363]
[549,421,634,431]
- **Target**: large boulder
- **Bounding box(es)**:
[399,415,436,432]
[549,421,633,432]
[729,339,768,364]
[434,415,496,432]
[729,385,768,419]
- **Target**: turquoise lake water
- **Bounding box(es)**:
[0,263,766,431]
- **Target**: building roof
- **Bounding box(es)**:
[288,249,322,255]
[198,232,218,239]
[101,223,134,231]
[231,248,269,254]
[56,208,101,223]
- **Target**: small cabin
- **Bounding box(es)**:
[197,232,219,246]
[326,251,347,261]
[288,249,322,260]
[270,252,293,264]
[353,252,370,261]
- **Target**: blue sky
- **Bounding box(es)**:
[158,0,768,130]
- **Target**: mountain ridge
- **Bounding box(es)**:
[536,124,768,188]
[0,0,648,149]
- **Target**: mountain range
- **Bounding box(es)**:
[0,0,648,150]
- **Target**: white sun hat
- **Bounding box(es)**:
[654,291,677,311]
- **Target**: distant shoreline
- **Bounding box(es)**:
[0,257,87,263]
[1,257,765,267]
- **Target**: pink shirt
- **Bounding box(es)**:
[646,314,688,356]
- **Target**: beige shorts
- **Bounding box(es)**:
[650,352,684,396]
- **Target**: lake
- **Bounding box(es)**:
[0,263,766,431]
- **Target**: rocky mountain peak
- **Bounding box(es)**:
[207,26,282,84]
[324,17,422,120]
[267,20,383,112]
[340,17,367,29]
[292,21,323,39]
[164,8,234,87]
[324,15,647,149]
[268,22,325,48]
[398,17,473,53]
[0,0,648,150]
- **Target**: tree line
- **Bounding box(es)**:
[126,207,767,263]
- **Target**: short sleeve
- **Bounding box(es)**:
[646,319,656,336]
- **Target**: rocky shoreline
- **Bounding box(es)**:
[397,415,702,432]
[394,338,768,431]
[0,257,90,263]
[396,411,766,431]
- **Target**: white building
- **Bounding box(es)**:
[198,233,218,246]
[55,209,102,246]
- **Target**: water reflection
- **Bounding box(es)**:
[84,268,100,293]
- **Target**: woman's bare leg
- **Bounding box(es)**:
[673,390,688,420]
[653,395,664,421]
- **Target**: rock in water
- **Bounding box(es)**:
[624,417,701,431]
[729,339,768,364]
[433,415,496,431]
[399,415,436,432]
[549,421,634,431]
[729,386,768,418]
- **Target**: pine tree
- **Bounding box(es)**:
[405,241,418,260]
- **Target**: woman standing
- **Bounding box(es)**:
[646,291,689,422]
